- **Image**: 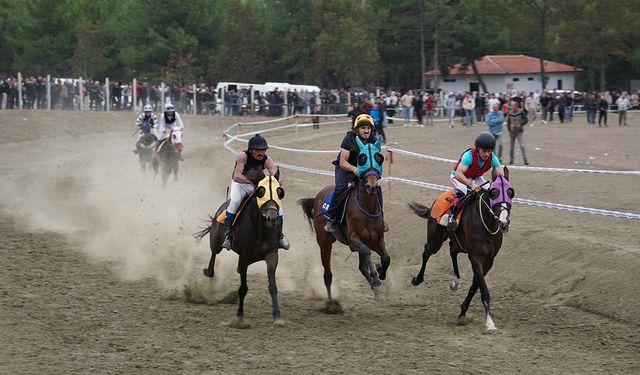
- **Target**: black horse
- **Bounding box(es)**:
[135,133,156,172]
[152,129,182,187]
[408,167,513,331]
[195,174,286,328]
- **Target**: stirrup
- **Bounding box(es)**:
[447,216,458,230]
[324,221,336,233]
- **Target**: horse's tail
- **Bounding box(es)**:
[297,198,315,231]
[408,201,430,219]
[193,216,214,242]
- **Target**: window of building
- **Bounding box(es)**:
[513,78,520,82]
[528,77,534,81]
[443,78,456,82]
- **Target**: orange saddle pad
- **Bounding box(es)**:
[215,194,254,224]
[430,190,462,225]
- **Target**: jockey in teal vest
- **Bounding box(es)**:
[448,132,505,230]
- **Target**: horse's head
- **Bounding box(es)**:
[255,175,285,228]
[355,136,384,195]
[169,127,183,150]
[489,166,513,232]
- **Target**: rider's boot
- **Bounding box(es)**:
[221,214,235,250]
[448,197,462,230]
[276,216,290,250]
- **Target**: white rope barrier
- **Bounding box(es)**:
[222,118,640,221]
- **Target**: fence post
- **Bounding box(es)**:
[105,77,110,112]
[17,72,23,109]
[192,84,197,115]
[132,78,137,112]
[283,91,288,117]
[347,91,351,107]
[250,86,255,116]
[46,74,51,110]
[79,77,84,111]
[160,82,165,109]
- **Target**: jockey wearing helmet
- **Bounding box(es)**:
[222,134,290,250]
[133,104,158,153]
[324,114,388,233]
[448,132,505,230]
[158,103,185,160]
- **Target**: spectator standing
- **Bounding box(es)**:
[401,90,413,127]
[598,95,608,127]
[616,92,630,126]
[445,92,456,128]
[525,92,537,125]
[424,94,434,125]
[506,101,529,165]
[413,92,424,126]
[486,103,505,160]
[347,102,363,127]
[539,92,550,124]
[462,93,475,127]
[475,93,486,123]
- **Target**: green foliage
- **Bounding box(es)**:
[2,0,638,90]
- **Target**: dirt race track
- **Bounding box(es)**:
[1,110,639,374]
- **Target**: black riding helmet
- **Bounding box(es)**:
[475,132,496,150]
[248,134,269,150]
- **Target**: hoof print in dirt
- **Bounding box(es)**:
[320,299,343,314]
[228,319,251,329]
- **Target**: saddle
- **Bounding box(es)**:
[215,193,254,224]
[320,184,355,224]
[430,190,464,226]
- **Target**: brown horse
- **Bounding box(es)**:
[195,173,286,328]
[298,143,390,310]
[152,129,182,187]
[408,167,513,331]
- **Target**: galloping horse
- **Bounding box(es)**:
[135,132,156,172]
[152,128,182,187]
[408,167,513,331]
[298,136,390,310]
[195,172,286,327]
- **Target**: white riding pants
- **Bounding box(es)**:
[228,180,283,216]
[450,174,488,195]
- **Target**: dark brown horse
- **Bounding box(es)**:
[152,129,182,187]
[135,132,156,172]
[408,167,513,331]
[195,173,286,328]
[298,143,390,310]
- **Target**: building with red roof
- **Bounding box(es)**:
[427,55,582,93]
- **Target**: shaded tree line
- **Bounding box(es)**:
[0,0,638,91]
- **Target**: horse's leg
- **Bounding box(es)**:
[237,262,249,321]
[351,240,383,300]
[458,278,479,325]
[449,241,462,290]
[375,244,391,281]
[411,221,445,286]
[203,226,223,277]
[265,251,284,326]
[319,241,334,301]
[467,254,496,330]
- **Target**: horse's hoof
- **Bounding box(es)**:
[449,279,460,291]
[203,268,214,278]
[376,264,387,280]
[321,299,343,314]
[372,284,385,302]
[228,319,251,329]
[411,276,423,286]
[457,315,467,326]
[272,319,286,327]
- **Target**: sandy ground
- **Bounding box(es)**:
[1,110,639,374]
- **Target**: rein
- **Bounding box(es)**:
[478,192,501,235]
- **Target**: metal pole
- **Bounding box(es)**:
[192,84,197,115]
[17,72,23,109]
[132,78,137,112]
[105,77,110,112]
[46,74,51,110]
[250,86,255,116]
[160,82,165,109]
[79,77,84,111]
[283,90,288,117]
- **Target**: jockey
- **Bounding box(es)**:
[158,103,184,160]
[222,134,290,250]
[133,104,157,152]
[324,113,387,233]
[448,132,505,230]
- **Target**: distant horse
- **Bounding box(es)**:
[152,128,182,187]
[298,136,390,311]
[195,173,286,328]
[135,132,156,172]
[408,167,513,331]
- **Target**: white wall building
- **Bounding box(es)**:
[427,55,581,94]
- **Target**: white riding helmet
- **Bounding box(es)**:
[165,103,175,112]
[143,104,153,112]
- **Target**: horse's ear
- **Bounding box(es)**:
[491,168,498,182]
[503,165,510,180]
[507,188,514,199]
[276,186,285,200]
[374,136,382,149]
[274,166,280,181]
[256,186,266,198]
[355,136,365,150]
